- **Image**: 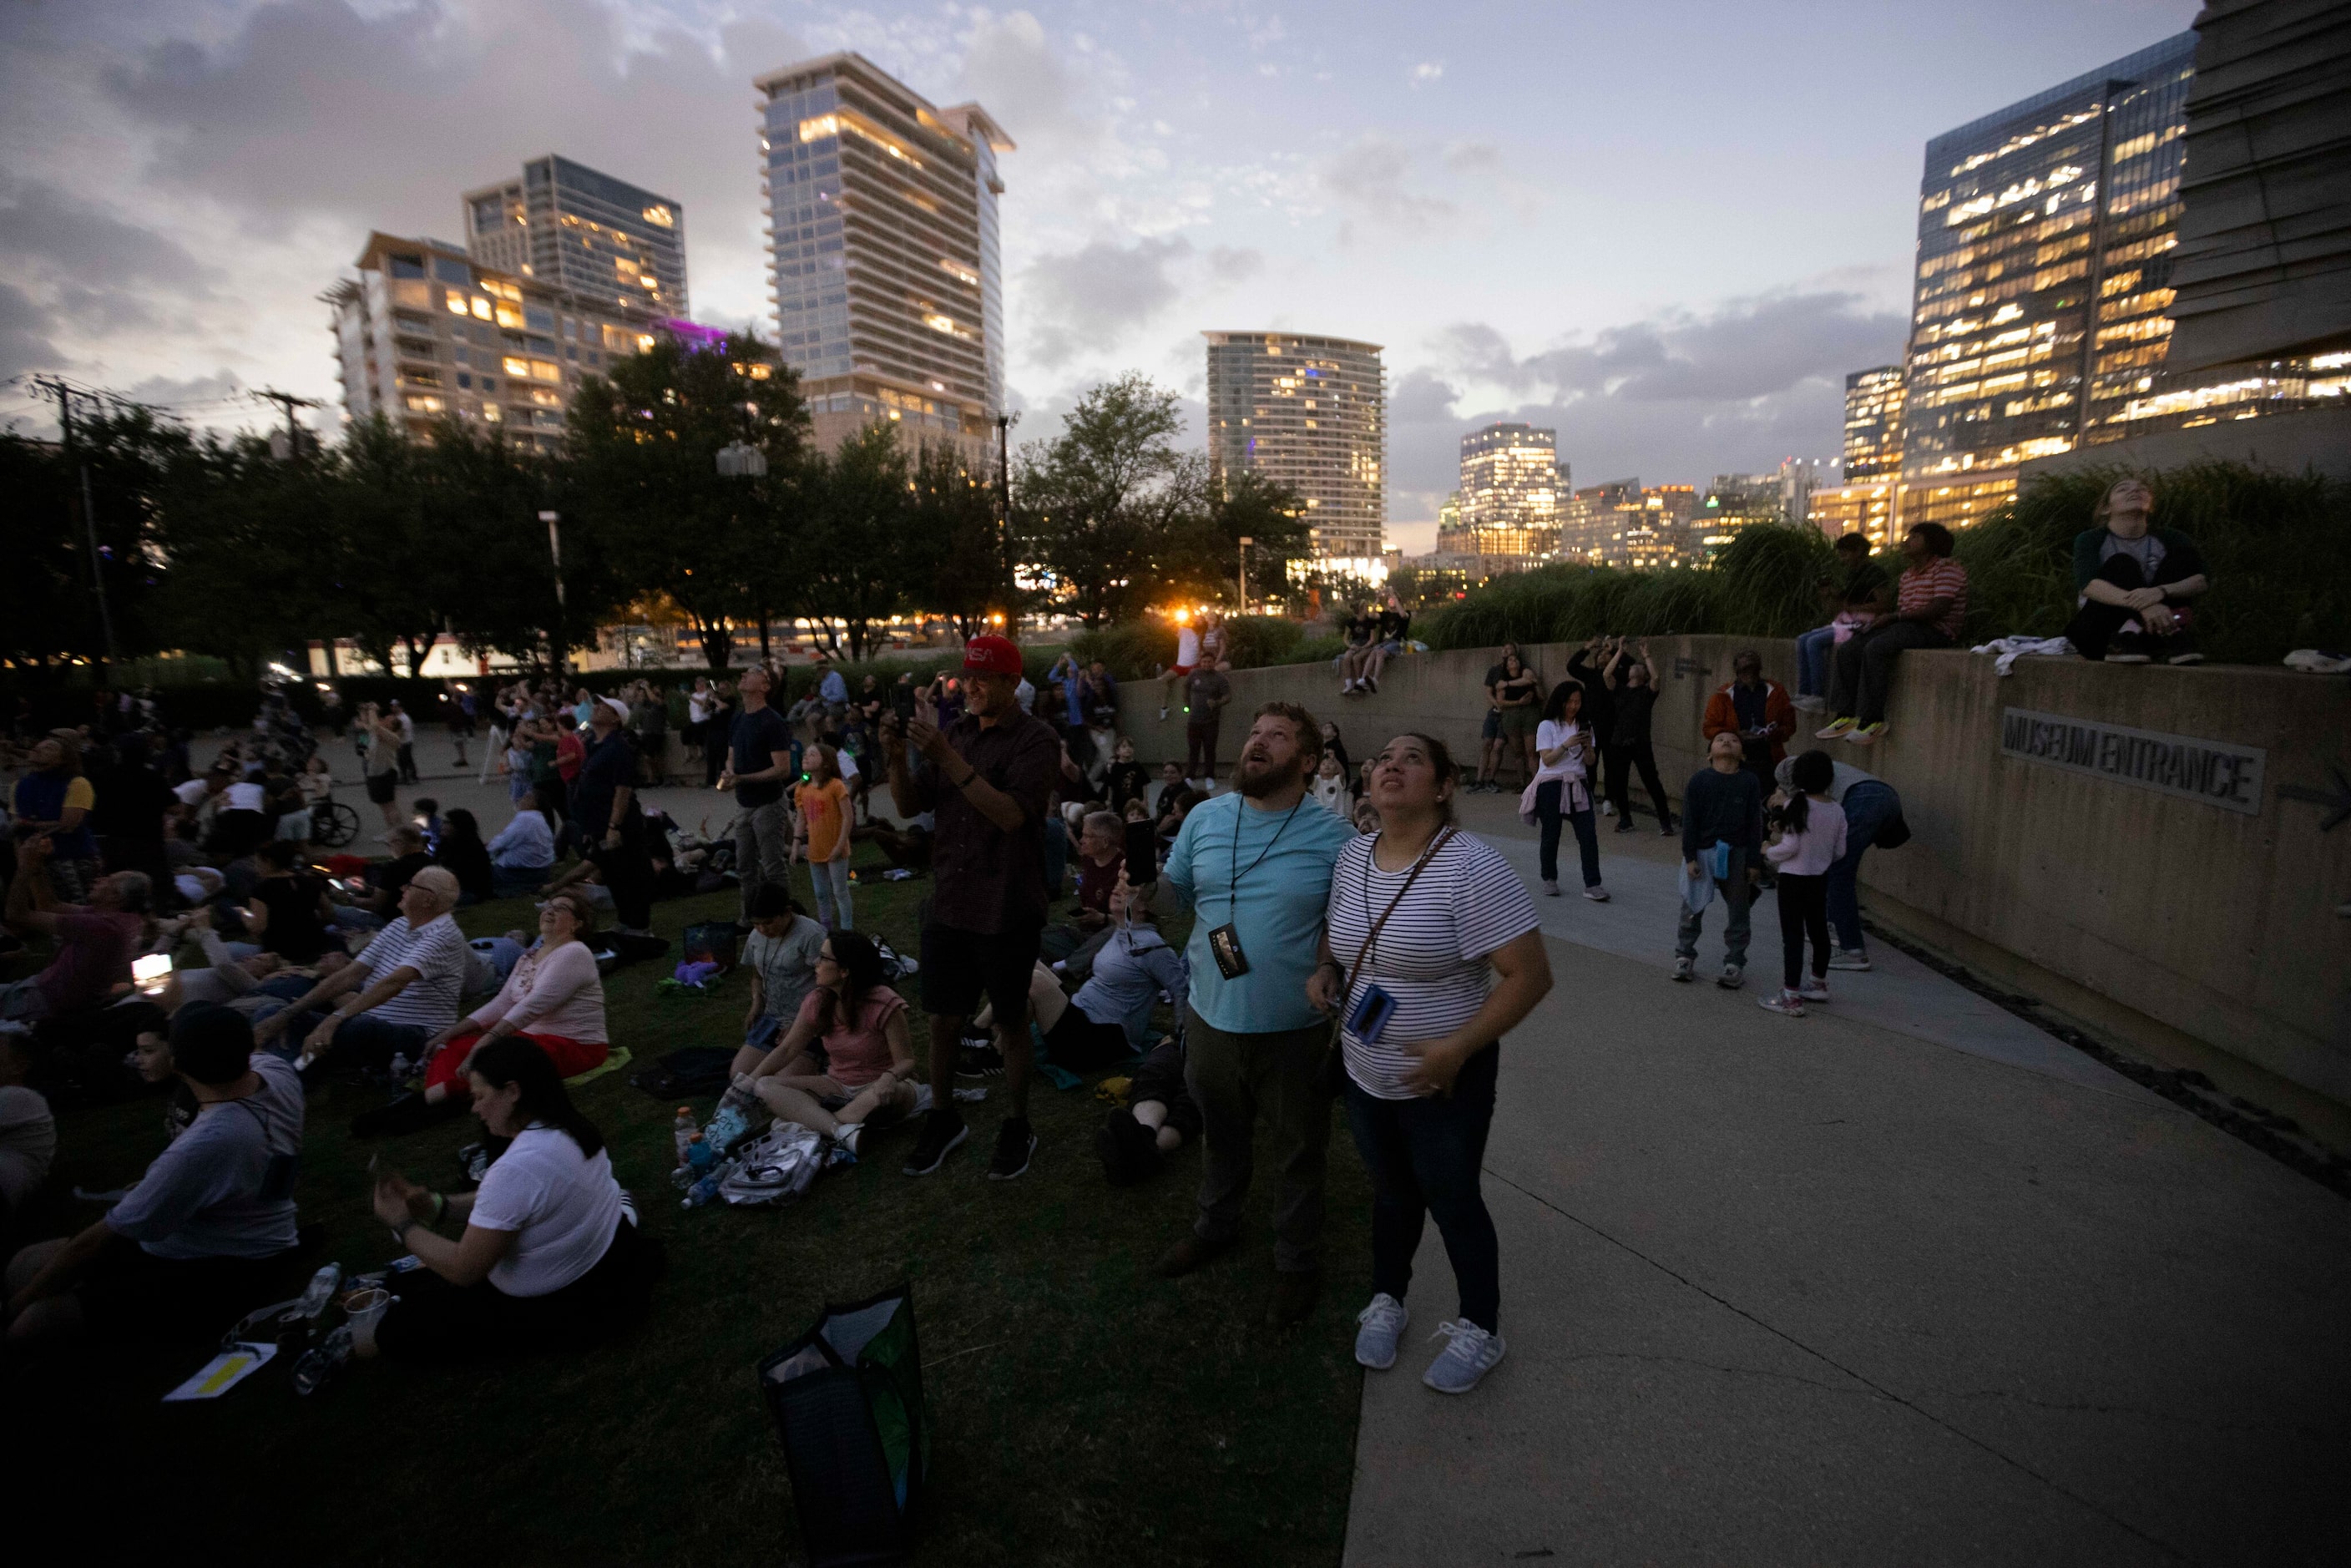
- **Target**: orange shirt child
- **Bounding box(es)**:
[796,776,852,862]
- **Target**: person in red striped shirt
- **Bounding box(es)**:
[1816,523,1968,746]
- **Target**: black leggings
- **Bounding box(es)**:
[1777,873,1830,990]
[377,1216,656,1359]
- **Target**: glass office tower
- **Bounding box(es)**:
[1455,423,1563,556]
[1204,331,1388,571]
[463,155,689,318]
[1901,33,2196,519]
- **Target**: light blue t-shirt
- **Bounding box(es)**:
[1164,790,1359,1035]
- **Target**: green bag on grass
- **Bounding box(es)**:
[759,1282,930,1567]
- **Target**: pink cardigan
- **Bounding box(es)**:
[467,939,608,1043]
[1762,798,1848,877]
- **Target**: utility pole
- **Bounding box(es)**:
[539,509,568,676]
[996,412,1014,625]
[1238,535,1253,616]
[253,387,322,458]
[35,377,119,665]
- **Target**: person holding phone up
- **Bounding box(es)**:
[1308,731,1550,1395]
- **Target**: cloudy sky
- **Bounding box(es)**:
[2,0,2196,550]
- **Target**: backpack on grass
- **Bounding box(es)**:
[759,1282,931,1568]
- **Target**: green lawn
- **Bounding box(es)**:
[14,847,1373,1566]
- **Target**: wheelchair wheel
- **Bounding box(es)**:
[312,799,362,849]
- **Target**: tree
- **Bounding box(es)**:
[909,438,1004,640]
[1160,468,1312,608]
[1014,374,1206,629]
[790,422,914,662]
[566,329,810,670]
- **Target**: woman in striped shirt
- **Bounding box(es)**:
[1818,522,1969,746]
[1308,732,1552,1395]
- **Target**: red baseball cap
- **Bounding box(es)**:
[962,635,1024,679]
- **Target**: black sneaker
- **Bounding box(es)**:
[956,1040,1005,1079]
[987,1116,1038,1181]
[2107,632,2154,665]
[902,1108,968,1176]
[2161,630,2204,665]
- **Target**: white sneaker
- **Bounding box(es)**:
[835,1122,864,1157]
[1423,1320,1505,1394]
[1716,964,1744,990]
[1671,955,1695,983]
[1792,694,1825,713]
[1797,978,1831,1003]
[1828,949,1873,972]
[1355,1292,1409,1369]
[1583,885,1610,902]
[1599,800,1615,817]
[1760,989,1806,1017]
[1540,878,1560,897]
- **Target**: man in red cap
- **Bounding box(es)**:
[882,633,1062,1179]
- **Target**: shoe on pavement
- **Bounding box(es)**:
[1583,884,1610,902]
[1423,1320,1506,1394]
[1660,820,1679,836]
[1355,1292,1409,1369]
[1716,964,1744,990]
[1671,955,1696,983]
[1815,717,1856,740]
[1599,800,1615,817]
[1797,978,1832,1003]
[1540,878,1560,897]
[1613,820,1636,833]
[987,1116,1038,1181]
[1155,1232,1236,1278]
[1760,989,1806,1018]
[1846,721,1884,745]
[1267,1269,1321,1328]
[902,1108,968,1176]
[1828,948,1873,971]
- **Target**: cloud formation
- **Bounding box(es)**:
[1024,235,1193,367]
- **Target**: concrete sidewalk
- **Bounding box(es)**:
[1342,799,2351,1565]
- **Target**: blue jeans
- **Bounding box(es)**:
[1796,625,1839,699]
[1535,781,1600,888]
[1826,781,1899,953]
[1344,1043,1501,1333]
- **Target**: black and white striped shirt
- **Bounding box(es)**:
[1329,831,1540,1100]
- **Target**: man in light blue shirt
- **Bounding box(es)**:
[1152,700,1357,1325]
[816,657,850,715]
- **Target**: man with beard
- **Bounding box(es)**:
[1148,701,1356,1326]
[883,635,1062,1181]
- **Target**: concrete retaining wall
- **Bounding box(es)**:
[1111,638,2351,1105]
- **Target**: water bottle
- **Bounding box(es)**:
[293,1324,353,1396]
[294,1262,342,1321]
[388,1052,411,1083]
[672,1107,698,1165]
[681,1161,733,1208]
[685,1133,716,1174]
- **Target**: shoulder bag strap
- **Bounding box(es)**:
[1342,827,1455,998]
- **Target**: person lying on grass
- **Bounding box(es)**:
[368,1035,655,1359]
[346,891,609,1140]
[728,930,917,1160]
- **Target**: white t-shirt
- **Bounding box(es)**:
[1176,627,1202,667]
[0,1084,57,1207]
[1532,719,1592,787]
[1327,831,1540,1100]
[225,780,268,812]
[174,778,212,807]
[469,1125,624,1297]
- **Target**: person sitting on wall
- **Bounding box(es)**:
[1794,534,1893,713]
[1817,522,1969,746]
[2064,478,2209,665]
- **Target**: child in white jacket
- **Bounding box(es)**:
[1758,750,1848,1017]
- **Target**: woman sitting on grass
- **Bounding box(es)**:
[348,891,607,1138]
[730,930,916,1159]
[368,1036,656,1358]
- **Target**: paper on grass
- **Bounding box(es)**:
[163,1342,276,1402]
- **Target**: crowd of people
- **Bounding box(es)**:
[0,481,2197,1399]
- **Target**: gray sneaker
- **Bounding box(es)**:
[1828,949,1873,972]
[1671,955,1695,983]
[1716,964,1744,990]
[1355,1292,1409,1369]
[1422,1320,1506,1394]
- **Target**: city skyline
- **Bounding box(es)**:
[0,0,2203,553]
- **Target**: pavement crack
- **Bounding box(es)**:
[1919,1388,2339,1438]
[1562,1351,1879,1398]
[1484,1166,2197,1565]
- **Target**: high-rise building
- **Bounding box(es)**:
[1454,422,1563,555]
[1843,367,1905,478]
[1556,479,1696,567]
[1204,331,1387,569]
[463,156,689,319]
[1901,33,2197,527]
[325,230,662,449]
[1806,480,1898,547]
[1694,473,1782,559]
[1559,480,1636,563]
[755,53,1012,452]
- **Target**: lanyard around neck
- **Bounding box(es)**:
[1225,796,1304,913]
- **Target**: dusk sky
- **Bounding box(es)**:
[2,0,2197,551]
